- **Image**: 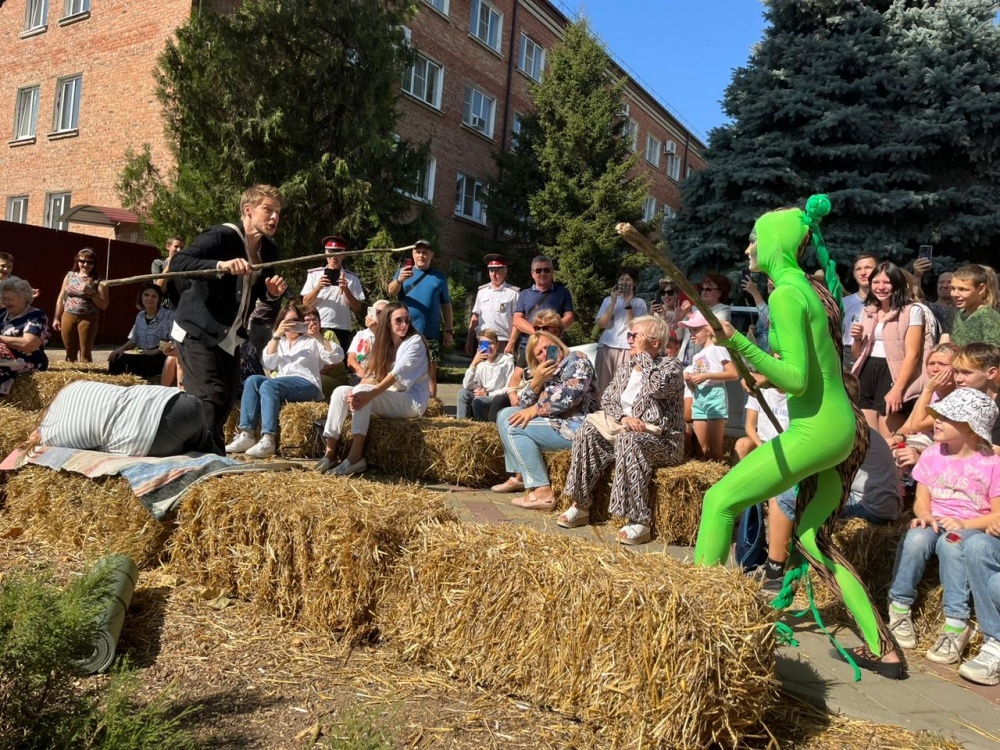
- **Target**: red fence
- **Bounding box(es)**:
[1,221,160,347]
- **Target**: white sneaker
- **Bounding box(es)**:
[926,625,974,665]
[314,455,335,473]
[245,435,276,458]
[225,430,256,454]
[959,639,1000,686]
[330,458,367,476]
[888,606,917,650]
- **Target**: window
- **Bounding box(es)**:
[45,191,71,230]
[462,85,495,137]
[24,0,47,31]
[622,117,638,152]
[402,53,443,109]
[6,196,29,224]
[455,172,487,224]
[511,112,523,151]
[664,140,680,180]
[63,0,89,17]
[642,196,657,223]
[518,34,545,81]
[53,74,82,133]
[660,205,676,234]
[13,87,40,141]
[645,134,661,167]
[424,0,449,14]
[686,165,694,179]
[469,0,502,52]
[407,157,437,203]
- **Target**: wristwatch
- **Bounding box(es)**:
[271,334,281,340]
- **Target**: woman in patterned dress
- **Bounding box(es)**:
[557,315,684,545]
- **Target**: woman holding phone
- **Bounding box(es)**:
[227,304,344,458]
[594,268,647,394]
[492,330,598,509]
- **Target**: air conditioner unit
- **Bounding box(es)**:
[470,115,485,129]
[663,141,677,155]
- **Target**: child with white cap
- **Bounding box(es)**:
[886,387,1000,666]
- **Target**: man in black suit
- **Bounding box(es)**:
[169,184,288,452]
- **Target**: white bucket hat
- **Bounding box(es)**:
[927,387,998,445]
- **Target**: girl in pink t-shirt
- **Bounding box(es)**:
[887,388,1000,666]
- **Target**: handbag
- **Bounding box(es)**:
[584,411,662,442]
[735,502,768,572]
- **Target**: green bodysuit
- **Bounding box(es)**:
[694,198,895,658]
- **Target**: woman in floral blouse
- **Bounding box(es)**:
[492,330,598,510]
[0,276,50,397]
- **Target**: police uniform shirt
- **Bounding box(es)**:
[300,266,366,331]
[472,281,519,341]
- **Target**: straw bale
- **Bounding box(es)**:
[381,523,779,750]
[547,451,727,545]
[46,360,111,372]
[277,401,329,458]
[423,396,445,417]
[0,406,39,460]
[5,370,147,411]
[1,466,171,567]
[168,471,456,642]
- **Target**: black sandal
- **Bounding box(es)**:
[834,646,907,680]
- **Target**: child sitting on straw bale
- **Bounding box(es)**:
[456,328,515,422]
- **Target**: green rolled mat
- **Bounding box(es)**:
[76,554,139,674]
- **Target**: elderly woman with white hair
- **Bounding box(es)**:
[557,314,684,545]
[0,275,50,397]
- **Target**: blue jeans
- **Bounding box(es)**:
[965,533,1000,641]
[456,388,494,422]
[239,375,321,435]
[496,405,572,489]
[888,526,978,619]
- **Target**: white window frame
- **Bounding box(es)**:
[63,0,89,18]
[6,196,29,224]
[686,165,694,179]
[407,157,437,204]
[664,140,681,180]
[660,205,676,234]
[462,85,496,137]
[45,191,71,230]
[623,117,638,152]
[518,34,545,82]
[13,86,40,141]
[402,52,444,109]
[455,172,487,224]
[24,0,48,31]
[424,0,449,15]
[645,134,661,167]
[511,112,523,151]
[469,0,502,52]
[642,196,657,223]
[53,74,82,133]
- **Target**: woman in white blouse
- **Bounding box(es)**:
[316,302,430,475]
[226,304,343,458]
[594,268,648,394]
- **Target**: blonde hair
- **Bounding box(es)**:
[952,264,999,310]
[953,343,1000,383]
[240,184,285,212]
[525,330,569,369]
[479,328,500,345]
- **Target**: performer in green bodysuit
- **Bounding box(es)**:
[694,196,903,679]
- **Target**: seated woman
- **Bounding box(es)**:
[456,328,515,421]
[227,304,343,458]
[26,381,215,457]
[316,302,430,476]
[557,315,684,544]
[0,275,50,397]
[493,331,598,510]
[108,283,175,379]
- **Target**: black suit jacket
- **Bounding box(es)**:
[170,223,279,348]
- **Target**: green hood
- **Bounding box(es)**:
[752,208,809,282]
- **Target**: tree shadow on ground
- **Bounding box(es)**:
[118,584,169,667]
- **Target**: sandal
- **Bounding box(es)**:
[834,646,907,680]
[617,523,651,546]
[491,476,525,493]
[557,505,590,529]
[511,491,557,511]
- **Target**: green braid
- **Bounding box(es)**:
[801,194,843,316]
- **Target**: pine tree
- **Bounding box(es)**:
[118,0,428,257]
[487,20,649,339]
[667,0,1000,275]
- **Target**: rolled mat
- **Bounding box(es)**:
[76,554,139,674]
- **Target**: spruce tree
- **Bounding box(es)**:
[118,0,427,256]
[667,0,1000,275]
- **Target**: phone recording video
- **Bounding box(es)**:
[545,344,560,363]
[918,244,933,262]
[478,339,491,355]
[402,258,414,268]
[289,321,309,334]
[324,267,341,284]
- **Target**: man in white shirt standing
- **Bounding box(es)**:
[466,254,520,356]
[842,253,878,369]
[301,235,366,352]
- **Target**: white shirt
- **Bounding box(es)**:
[842,293,865,346]
[870,306,923,358]
[462,353,516,396]
[620,368,643,417]
[686,344,731,388]
[597,295,649,348]
[300,267,365,330]
[261,335,344,392]
[745,388,790,443]
[390,335,431,407]
[348,328,376,357]
[472,282,519,341]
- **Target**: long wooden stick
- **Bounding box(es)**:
[615,222,783,434]
[103,244,415,288]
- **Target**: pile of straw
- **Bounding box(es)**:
[1,467,171,567]
[424,397,445,417]
[169,471,456,643]
[277,401,329,458]
[6,371,147,411]
[381,523,778,749]
[547,451,727,545]
[0,406,38,460]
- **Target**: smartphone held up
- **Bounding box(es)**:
[545,344,560,363]
[918,244,933,262]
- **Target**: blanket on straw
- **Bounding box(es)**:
[0,447,300,520]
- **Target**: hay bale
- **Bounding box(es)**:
[424,396,445,417]
[381,523,778,750]
[278,401,328,458]
[1,467,171,567]
[45,360,111,372]
[0,406,39,460]
[6,371,147,411]
[168,472,456,642]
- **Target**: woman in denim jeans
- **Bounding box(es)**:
[492,331,597,510]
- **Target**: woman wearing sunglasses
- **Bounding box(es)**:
[53,248,109,362]
[316,302,430,475]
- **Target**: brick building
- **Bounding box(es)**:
[1,0,705,259]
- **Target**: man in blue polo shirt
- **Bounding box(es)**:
[512,255,575,365]
[387,239,453,397]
